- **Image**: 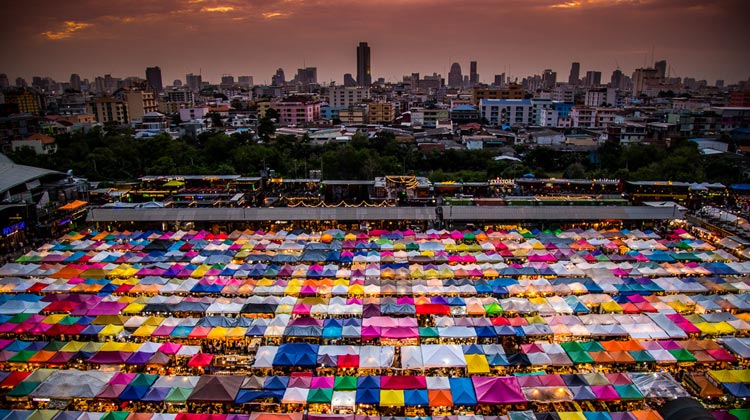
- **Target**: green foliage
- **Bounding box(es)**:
[6,127,748,185]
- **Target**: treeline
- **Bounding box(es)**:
[7,128,747,185]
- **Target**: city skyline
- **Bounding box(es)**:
[1,0,748,85]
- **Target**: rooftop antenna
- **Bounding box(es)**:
[650,45,655,67]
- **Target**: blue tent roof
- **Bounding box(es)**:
[356,387,380,404]
[272,343,319,367]
[404,389,429,406]
[449,377,477,405]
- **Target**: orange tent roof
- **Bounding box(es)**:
[428,389,453,407]
[59,200,88,211]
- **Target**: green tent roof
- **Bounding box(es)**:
[669,348,697,363]
[165,387,193,402]
[307,387,333,403]
[629,350,656,363]
[419,327,439,338]
[614,384,643,400]
[334,376,357,391]
[567,351,595,364]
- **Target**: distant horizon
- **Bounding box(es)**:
[2,0,748,87]
[3,55,746,89]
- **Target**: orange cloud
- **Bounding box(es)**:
[201,6,235,12]
[550,1,581,8]
[41,21,92,40]
[262,12,285,19]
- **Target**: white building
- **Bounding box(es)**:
[530,98,553,126]
[479,99,532,126]
[179,106,210,122]
[585,88,616,107]
[328,86,370,108]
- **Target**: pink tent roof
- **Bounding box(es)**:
[158,342,182,354]
[590,385,621,400]
[380,375,426,389]
[310,376,335,388]
[109,372,137,385]
[472,376,525,404]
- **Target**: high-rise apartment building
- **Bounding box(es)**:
[448,63,463,88]
[69,74,81,91]
[272,68,285,86]
[469,61,479,86]
[356,42,371,87]
[654,60,667,80]
[186,73,203,92]
[145,66,163,92]
[583,71,602,87]
[568,62,580,85]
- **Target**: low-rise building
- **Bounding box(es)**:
[89,97,129,125]
[11,133,57,154]
[339,106,368,125]
[479,99,532,126]
[368,102,395,124]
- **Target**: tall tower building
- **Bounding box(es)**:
[146,66,163,92]
[610,69,624,89]
[542,69,557,89]
[654,60,667,79]
[0,74,10,89]
[186,73,203,92]
[448,63,463,88]
[356,42,371,87]
[568,62,580,85]
[69,74,81,91]
[470,61,479,86]
[272,68,286,86]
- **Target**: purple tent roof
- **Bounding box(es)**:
[88,351,131,364]
[125,351,154,365]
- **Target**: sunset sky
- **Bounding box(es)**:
[2,0,748,85]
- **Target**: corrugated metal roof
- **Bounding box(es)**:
[86,206,683,223]
[0,159,63,194]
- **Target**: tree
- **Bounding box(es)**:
[563,162,586,179]
[257,108,278,141]
[208,112,223,128]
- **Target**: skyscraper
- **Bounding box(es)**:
[448,63,463,88]
[146,66,163,92]
[272,68,286,86]
[186,73,202,92]
[568,62,580,85]
[584,71,601,87]
[610,69,624,89]
[542,69,557,89]
[356,42,371,87]
[470,61,479,86]
[343,74,357,87]
[69,73,81,91]
[296,67,318,85]
[0,74,10,89]
[654,60,667,79]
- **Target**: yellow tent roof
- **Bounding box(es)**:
[558,413,587,420]
[714,321,737,334]
[122,303,146,314]
[59,341,86,352]
[601,301,624,313]
[465,354,490,374]
[132,325,157,337]
[207,327,230,338]
[41,314,68,324]
[380,390,405,407]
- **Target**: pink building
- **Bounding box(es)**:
[274,100,320,125]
